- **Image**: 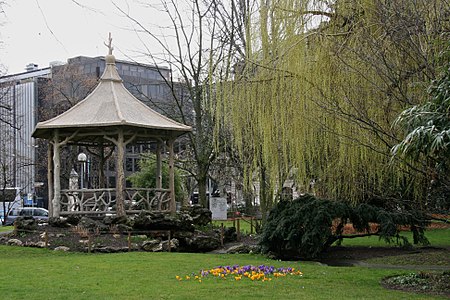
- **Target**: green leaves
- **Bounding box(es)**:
[392,65,450,169]
[127,153,185,201]
[260,194,430,259]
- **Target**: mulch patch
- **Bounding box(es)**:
[381,272,450,298]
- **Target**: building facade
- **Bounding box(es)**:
[0,57,187,208]
[0,66,51,206]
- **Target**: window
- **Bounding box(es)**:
[20,209,33,216]
[34,209,47,216]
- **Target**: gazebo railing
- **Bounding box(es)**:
[60,188,171,215]
[124,188,171,212]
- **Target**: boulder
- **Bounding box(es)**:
[223,227,237,243]
[141,239,161,252]
[49,217,71,228]
[78,217,109,232]
[134,235,147,239]
[185,231,221,252]
[116,223,132,233]
[7,238,23,246]
[26,241,46,248]
[103,215,133,227]
[161,238,179,252]
[93,246,129,253]
[181,205,211,226]
[133,211,194,232]
[54,246,70,252]
[14,216,37,231]
[141,238,179,252]
[173,231,194,240]
[65,215,81,226]
[225,244,261,254]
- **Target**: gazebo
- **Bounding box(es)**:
[32,38,191,218]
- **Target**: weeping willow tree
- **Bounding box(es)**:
[217,0,449,214]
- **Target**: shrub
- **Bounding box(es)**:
[260,194,430,259]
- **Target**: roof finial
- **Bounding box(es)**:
[104,32,114,55]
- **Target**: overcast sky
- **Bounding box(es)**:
[1,0,171,74]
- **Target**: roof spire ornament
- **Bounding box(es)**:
[104,32,114,55]
[104,32,117,66]
[101,33,121,81]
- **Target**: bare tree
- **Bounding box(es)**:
[35,63,99,201]
[115,0,235,207]
[39,63,98,120]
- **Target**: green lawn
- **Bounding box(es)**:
[1,246,446,300]
[0,225,13,232]
[212,218,259,234]
[214,221,450,248]
[335,228,450,247]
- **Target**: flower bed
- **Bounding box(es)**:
[176,265,303,282]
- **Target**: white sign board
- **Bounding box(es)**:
[210,197,227,220]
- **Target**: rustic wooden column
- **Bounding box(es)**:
[47,142,54,217]
[98,142,106,189]
[156,140,163,210]
[156,141,162,189]
[52,130,61,217]
[167,138,175,213]
[115,129,126,217]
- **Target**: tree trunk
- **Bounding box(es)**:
[167,139,176,213]
[115,130,126,217]
[243,189,254,215]
[156,141,163,210]
[98,143,106,189]
[156,141,162,189]
[52,131,61,217]
[198,173,208,208]
[47,142,54,216]
[259,163,273,223]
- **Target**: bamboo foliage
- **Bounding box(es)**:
[217,0,449,205]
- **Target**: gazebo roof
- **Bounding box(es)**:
[32,53,191,143]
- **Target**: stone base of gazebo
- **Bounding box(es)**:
[59,188,171,216]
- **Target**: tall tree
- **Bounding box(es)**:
[392,62,450,211]
[116,0,234,207]
[218,0,449,209]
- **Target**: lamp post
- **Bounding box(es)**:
[77,153,87,189]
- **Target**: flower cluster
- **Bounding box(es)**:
[176,265,302,282]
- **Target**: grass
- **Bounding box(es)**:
[334,228,450,248]
[212,218,259,235]
[1,246,446,300]
[0,225,13,232]
[213,220,450,247]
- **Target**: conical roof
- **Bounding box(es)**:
[32,54,191,143]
